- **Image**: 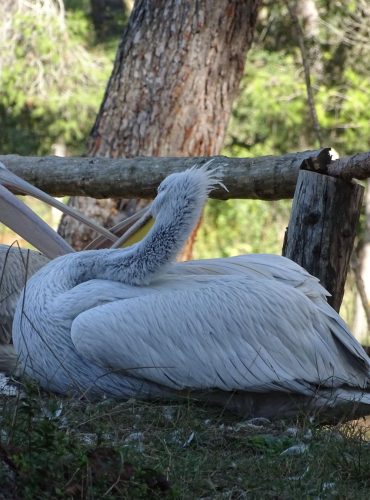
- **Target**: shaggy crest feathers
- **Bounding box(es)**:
[186,160,228,195]
[155,161,227,207]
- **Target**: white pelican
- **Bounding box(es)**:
[9,165,370,420]
[0,245,48,373]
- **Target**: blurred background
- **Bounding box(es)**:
[0,0,369,338]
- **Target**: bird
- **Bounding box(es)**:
[11,165,370,421]
[0,245,49,373]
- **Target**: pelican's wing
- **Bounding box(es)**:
[170,254,329,300]
[0,183,74,258]
[70,275,370,395]
[0,161,117,244]
[169,254,369,367]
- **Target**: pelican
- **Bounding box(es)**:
[0,160,147,371]
[0,245,49,373]
[7,164,370,420]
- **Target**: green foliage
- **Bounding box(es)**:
[225,50,310,159]
[0,0,112,155]
[196,0,370,263]
[195,198,291,259]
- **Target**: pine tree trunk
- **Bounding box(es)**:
[58,0,261,252]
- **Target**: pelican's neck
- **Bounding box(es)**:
[47,167,219,289]
[94,203,200,286]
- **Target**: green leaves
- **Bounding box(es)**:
[0,1,111,155]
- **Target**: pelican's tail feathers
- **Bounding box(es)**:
[197,386,370,423]
[317,300,370,373]
[309,387,370,422]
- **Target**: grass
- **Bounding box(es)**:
[1,381,370,499]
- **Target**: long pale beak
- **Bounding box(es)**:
[85,206,154,250]
[0,162,117,244]
[111,206,154,249]
[0,183,73,258]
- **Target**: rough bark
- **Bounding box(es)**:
[283,170,364,312]
[58,0,261,251]
[328,152,370,181]
[0,149,331,200]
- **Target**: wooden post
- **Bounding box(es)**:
[282,170,364,312]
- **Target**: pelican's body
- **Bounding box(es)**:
[12,167,370,420]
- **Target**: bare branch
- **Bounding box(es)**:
[285,0,323,147]
[2,149,370,200]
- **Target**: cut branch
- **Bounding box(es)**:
[0,149,331,200]
[327,152,370,181]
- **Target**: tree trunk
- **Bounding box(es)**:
[58,0,261,252]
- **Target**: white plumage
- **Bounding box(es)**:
[12,166,370,420]
[0,245,48,373]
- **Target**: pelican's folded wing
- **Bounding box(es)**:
[170,254,329,300]
[170,255,370,370]
[70,275,369,395]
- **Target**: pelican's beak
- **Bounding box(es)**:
[111,206,154,249]
[0,161,153,256]
[0,162,118,244]
[0,183,74,258]
[84,206,153,250]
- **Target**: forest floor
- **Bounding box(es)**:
[1,376,370,499]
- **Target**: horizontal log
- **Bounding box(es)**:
[0,149,331,200]
[327,152,370,181]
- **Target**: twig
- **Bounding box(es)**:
[285,0,323,147]
[351,251,370,332]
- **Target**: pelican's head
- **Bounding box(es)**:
[151,164,226,221]
[110,162,226,249]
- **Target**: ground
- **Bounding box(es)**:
[1,376,370,499]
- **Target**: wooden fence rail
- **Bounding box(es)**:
[0,149,332,200]
[1,149,369,201]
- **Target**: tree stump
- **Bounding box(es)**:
[282,170,364,312]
